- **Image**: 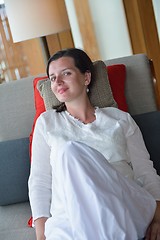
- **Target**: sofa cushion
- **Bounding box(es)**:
[0,76,35,142]
[107,64,128,112]
[105,54,157,115]
[32,64,127,113]
[0,202,36,239]
[132,111,160,176]
[37,60,117,110]
[36,63,127,112]
[0,138,30,205]
[29,76,47,159]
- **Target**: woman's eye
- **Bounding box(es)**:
[63,71,71,76]
[50,76,56,82]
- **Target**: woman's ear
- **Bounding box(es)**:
[84,71,91,86]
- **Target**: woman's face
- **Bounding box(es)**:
[48,56,91,103]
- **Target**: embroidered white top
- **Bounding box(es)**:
[28,107,160,221]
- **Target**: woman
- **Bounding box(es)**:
[29,48,160,240]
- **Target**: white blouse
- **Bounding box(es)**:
[28,107,160,221]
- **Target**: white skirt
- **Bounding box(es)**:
[45,141,156,240]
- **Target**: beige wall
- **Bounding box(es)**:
[65,0,132,60]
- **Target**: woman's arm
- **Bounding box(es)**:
[35,217,48,240]
[145,201,160,240]
[28,114,52,233]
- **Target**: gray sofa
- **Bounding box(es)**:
[0,54,159,240]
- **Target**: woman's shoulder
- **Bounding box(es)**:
[99,107,130,120]
[40,109,57,118]
[36,109,61,125]
[99,107,137,135]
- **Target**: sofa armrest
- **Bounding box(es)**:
[0,138,30,206]
[105,54,157,115]
[132,111,160,176]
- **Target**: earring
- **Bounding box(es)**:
[86,88,89,93]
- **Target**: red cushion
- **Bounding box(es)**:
[29,76,47,160]
[107,64,128,112]
[28,77,47,224]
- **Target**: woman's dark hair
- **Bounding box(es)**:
[46,48,93,77]
[46,48,94,112]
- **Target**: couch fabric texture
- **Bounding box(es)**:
[133,111,160,176]
[105,54,157,115]
[0,137,30,205]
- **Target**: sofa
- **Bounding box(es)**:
[0,53,159,240]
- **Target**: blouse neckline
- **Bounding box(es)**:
[64,107,99,128]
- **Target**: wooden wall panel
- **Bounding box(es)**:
[123,0,160,108]
[59,30,74,50]
[123,1,146,53]
[46,30,74,57]
[73,0,101,61]
[19,39,46,76]
[46,34,61,57]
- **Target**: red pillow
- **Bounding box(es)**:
[29,76,47,160]
[107,64,128,112]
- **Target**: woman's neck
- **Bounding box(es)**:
[66,100,96,124]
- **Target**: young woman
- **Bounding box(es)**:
[28,48,160,240]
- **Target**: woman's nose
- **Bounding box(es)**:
[55,75,63,84]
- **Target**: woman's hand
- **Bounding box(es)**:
[35,217,48,240]
[145,201,160,239]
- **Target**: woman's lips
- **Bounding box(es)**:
[58,88,68,94]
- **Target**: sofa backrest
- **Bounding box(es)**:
[0,76,36,141]
[0,54,157,142]
[105,54,157,115]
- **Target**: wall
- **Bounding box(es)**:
[65,0,132,60]
[152,0,160,40]
[64,0,83,49]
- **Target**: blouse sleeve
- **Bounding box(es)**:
[28,114,52,221]
[125,113,160,200]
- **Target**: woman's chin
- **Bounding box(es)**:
[56,96,68,103]
[56,93,72,103]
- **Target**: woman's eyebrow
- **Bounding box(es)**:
[49,73,55,78]
[61,67,73,71]
[49,67,74,77]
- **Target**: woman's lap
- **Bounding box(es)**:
[45,141,156,240]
